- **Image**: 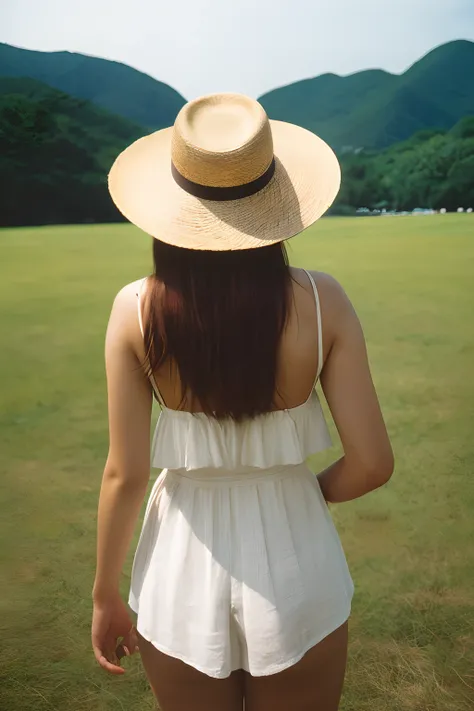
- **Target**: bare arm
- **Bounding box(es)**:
[317,276,394,503]
[92,286,153,602]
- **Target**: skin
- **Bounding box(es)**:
[91,266,394,709]
[136,621,348,711]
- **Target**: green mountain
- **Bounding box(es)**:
[0,77,145,226]
[0,42,186,130]
[259,40,474,151]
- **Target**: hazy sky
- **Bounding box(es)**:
[1,0,473,99]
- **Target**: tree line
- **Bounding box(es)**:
[334,117,474,214]
[1,91,473,227]
[0,90,142,227]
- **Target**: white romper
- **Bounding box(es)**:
[129,270,354,678]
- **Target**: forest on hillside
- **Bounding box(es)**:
[335,117,474,214]
[0,84,473,226]
[0,79,145,226]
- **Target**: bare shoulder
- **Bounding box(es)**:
[312,274,365,362]
[106,278,148,346]
[112,278,146,307]
[316,275,359,348]
[310,270,347,301]
[290,268,354,317]
[109,278,148,320]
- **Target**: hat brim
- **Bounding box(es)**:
[108,120,341,250]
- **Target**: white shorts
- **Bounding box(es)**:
[129,463,354,678]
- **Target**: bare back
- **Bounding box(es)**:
[135,266,331,413]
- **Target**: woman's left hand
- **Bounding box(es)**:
[92,593,138,675]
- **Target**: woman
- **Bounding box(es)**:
[92,93,394,710]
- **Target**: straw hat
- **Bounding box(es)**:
[108,93,341,251]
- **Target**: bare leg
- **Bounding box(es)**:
[244,621,349,711]
[137,632,244,711]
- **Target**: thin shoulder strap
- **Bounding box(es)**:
[303,269,324,381]
[136,278,166,407]
[136,278,146,337]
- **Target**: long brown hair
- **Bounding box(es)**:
[142,239,292,421]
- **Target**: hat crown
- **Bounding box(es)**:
[171,94,274,189]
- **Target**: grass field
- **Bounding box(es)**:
[1,215,473,710]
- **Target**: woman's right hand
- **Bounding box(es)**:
[92,593,139,675]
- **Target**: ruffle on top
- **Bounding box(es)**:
[151,389,332,471]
